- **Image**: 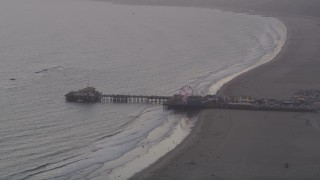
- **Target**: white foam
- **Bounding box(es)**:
[209,18,287,95]
[104,114,196,180]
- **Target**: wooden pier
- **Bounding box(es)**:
[100,95,169,104]
[65,86,319,113]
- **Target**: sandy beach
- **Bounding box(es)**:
[125,0,320,179]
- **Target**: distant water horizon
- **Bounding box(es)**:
[0,0,286,179]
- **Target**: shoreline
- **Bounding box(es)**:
[113,5,288,180]
[129,109,209,180]
[107,113,199,180]
[209,17,287,95]
[130,6,288,180]
[96,4,289,179]
[129,1,320,180]
[217,15,290,99]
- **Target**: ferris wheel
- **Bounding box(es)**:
[179,85,194,103]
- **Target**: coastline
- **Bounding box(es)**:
[129,1,320,180]
[208,17,287,95]
[96,4,289,180]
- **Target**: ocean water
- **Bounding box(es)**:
[0,0,286,179]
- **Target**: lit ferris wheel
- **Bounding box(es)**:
[179,85,194,103]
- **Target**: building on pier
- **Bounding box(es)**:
[65,87,102,103]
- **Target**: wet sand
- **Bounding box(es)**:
[128,0,320,179]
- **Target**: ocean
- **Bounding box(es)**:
[0,0,286,179]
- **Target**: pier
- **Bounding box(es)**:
[65,87,169,104]
[65,86,320,113]
[100,95,169,104]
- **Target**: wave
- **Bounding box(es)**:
[208,18,287,95]
[34,66,65,74]
[96,131,122,141]
[16,106,171,179]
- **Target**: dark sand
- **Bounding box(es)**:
[102,0,320,179]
